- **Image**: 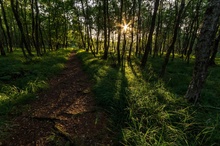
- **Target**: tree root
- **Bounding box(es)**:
[54,124,75,145]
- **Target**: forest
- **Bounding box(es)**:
[0,0,220,145]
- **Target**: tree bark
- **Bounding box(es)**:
[11,0,33,57]
[35,0,41,55]
[128,0,136,61]
[135,0,141,56]
[0,1,13,52]
[209,31,220,66]
[160,0,185,77]
[141,0,160,67]
[103,0,108,59]
[116,0,123,65]
[185,0,220,103]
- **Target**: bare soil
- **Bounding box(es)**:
[1,52,113,146]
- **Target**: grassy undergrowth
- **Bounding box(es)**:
[0,48,72,138]
[75,49,220,145]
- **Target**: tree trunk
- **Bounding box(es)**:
[35,0,41,55]
[185,0,220,103]
[141,0,160,67]
[11,0,33,57]
[48,0,52,50]
[153,3,162,58]
[103,0,108,59]
[0,1,13,52]
[135,0,141,56]
[209,31,220,66]
[128,0,136,61]
[116,0,123,65]
[160,0,185,77]
[0,17,6,56]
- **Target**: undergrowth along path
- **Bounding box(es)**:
[2,51,112,146]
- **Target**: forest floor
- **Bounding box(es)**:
[2,52,113,146]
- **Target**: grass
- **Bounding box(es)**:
[0,48,73,139]
[75,49,220,145]
[1,47,220,145]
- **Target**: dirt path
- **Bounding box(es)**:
[2,52,113,146]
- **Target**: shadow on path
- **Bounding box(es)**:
[3,52,113,146]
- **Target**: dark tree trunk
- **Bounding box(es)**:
[0,1,13,52]
[160,0,185,77]
[0,18,6,56]
[0,41,6,56]
[185,0,220,103]
[73,2,86,49]
[35,0,41,55]
[209,32,220,66]
[31,0,36,51]
[48,0,52,50]
[135,0,141,56]
[39,21,46,53]
[116,0,123,65]
[153,3,162,58]
[128,0,136,61]
[103,0,108,59]
[141,0,160,67]
[0,14,8,52]
[11,0,33,57]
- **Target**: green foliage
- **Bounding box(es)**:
[76,49,220,145]
[0,48,72,139]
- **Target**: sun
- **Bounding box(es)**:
[123,24,128,32]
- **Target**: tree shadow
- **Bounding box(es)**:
[76,51,129,145]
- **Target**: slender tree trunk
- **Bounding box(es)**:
[135,0,141,56]
[153,3,162,57]
[31,0,36,50]
[185,0,220,103]
[0,40,6,56]
[0,1,13,52]
[35,0,41,56]
[11,0,33,57]
[0,14,8,51]
[39,21,46,53]
[48,0,52,50]
[73,1,86,49]
[160,0,185,77]
[128,0,136,61]
[116,0,123,65]
[103,0,108,59]
[209,32,220,66]
[141,0,160,67]
[0,17,6,56]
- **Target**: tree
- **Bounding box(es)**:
[141,0,160,67]
[0,16,6,56]
[160,0,185,77]
[185,0,220,103]
[102,0,109,60]
[209,29,220,66]
[116,0,123,65]
[10,0,33,57]
[0,0,13,52]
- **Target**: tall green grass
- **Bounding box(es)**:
[0,48,73,139]
[75,49,220,145]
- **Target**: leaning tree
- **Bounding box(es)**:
[185,0,220,103]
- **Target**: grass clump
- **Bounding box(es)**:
[75,49,220,145]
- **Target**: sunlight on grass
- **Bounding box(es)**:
[75,49,220,145]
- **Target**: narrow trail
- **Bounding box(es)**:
[2,52,113,146]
